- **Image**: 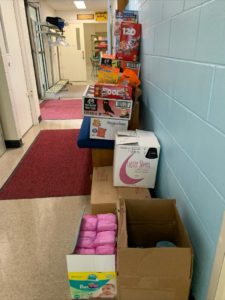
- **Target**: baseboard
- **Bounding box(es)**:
[5,139,23,148]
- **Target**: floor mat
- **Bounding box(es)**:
[0,129,92,200]
[40,99,83,120]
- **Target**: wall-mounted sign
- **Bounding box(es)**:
[77,14,94,20]
[95,11,107,22]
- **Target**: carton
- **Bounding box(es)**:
[91,166,151,214]
[113,130,160,188]
[83,85,133,120]
[90,117,128,140]
[118,199,193,300]
[91,166,118,214]
[66,209,117,299]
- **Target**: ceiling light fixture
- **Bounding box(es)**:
[73,1,86,9]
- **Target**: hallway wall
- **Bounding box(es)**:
[127,0,225,299]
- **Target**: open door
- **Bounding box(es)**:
[58,23,87,82]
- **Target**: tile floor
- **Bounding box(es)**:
[0,119,89,300]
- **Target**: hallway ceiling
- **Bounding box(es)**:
[45,0,108,12]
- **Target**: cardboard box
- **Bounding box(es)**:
[118,199,193,300]
[90,118,128,140]
[113,130,160,188]
[66,210,117,299]
[91,166,151,214]
[91,166,118,214]
[83,85,133,120]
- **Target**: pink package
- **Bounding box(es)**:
[97,213,117,224]
[96,244,115,255]
[80,215,98,231]
[77,237,95,249]
[75,247,95,255]
[97,220,117,232]
[94,231,116,247]
[79,231,96,239]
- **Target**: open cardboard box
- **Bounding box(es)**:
[66,208,118,299]
[117,199,193,300]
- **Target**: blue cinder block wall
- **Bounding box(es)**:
[126,0,225,299]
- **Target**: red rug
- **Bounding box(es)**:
[0,130,92,200]
[40,99,83,120]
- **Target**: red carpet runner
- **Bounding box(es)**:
[0,129,92,200]
[40,99,83,120]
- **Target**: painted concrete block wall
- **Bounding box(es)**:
[127,0,225,299]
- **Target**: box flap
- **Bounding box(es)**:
[116,136,139,145]
[67,255,115,272]
[136,130,160,148]
[118,248,192,278]
[117,130,137,137]
[117,187,151,200]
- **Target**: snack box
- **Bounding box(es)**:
[116,22,142,62]
[94,83,132,100]
[83,85,133,120]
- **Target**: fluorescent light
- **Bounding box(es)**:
[74,1,86,9]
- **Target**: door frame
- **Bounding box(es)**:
[25,0,49,99]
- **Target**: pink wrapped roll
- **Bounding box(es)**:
[79,231,96,239]
[75,247,95,255]
[94,231,116,247]
[97,213,117,224]
[96,244,115,255]
[77,237,94,249]
[97,220,117,232]
[80,215,98,231]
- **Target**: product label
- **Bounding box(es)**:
[68,272,117,299]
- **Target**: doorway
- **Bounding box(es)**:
[25,2,49,99]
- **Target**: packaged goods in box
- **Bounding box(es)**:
[113,130,160,188]
[116,22,142,62]
[94,83,132,100]
[100,54,120,68]
[66,211,117,299]
[117,199,193,300]
[114,10,138,54]
[119,60,141,77]
[83,85,133,120]
[90,117,128,140]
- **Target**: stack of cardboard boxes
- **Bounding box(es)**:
[68,9,193,300]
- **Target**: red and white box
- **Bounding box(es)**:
[94,83,132,100]
[116,22,142,62]
[113,130,160,188]
[83,85,133,120]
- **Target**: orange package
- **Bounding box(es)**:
[118,68,141,88]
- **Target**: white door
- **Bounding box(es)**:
[0,0,33,136]
[59,23,87,82]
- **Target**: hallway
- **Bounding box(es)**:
[0,120,90,300]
